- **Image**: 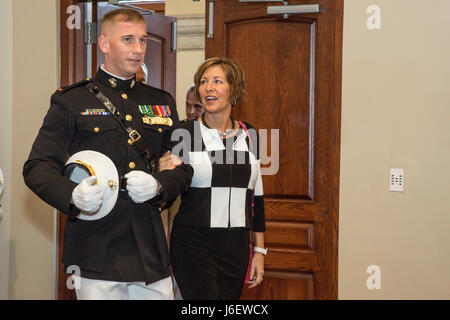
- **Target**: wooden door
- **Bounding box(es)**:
[58,0,176,300]
[205,0,343,300]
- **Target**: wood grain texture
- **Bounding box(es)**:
[265,198,316,221]
[241,271,314,300]
[226,18,314,199]
[265,221,313,250]
[58,0,87,300]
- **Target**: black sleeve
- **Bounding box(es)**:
[243,122,266,232]
[23,95,79,218]
[149,94,193,205]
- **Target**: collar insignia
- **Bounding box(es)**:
[108,78,117,88]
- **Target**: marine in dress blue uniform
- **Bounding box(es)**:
[23,65,193,297]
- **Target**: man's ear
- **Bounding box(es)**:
[98,34,109,54]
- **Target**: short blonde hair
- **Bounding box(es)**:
[101,9,145,35]
[193,57,247,106]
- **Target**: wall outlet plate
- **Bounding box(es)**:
[390,168,404,192]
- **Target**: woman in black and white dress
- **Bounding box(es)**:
[169,57,266,300]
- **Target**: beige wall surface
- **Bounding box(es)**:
[339,0,450,299]
[0,0,13,301]
[162,1,205,237]
[166,1,205,120]
[9,0,59,299]
[174,50,205,120]
[166,0,205,17]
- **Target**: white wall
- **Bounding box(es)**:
[339,0,450,299]
[166,0,204,16]
[0,0,13,300]
[8,0,59,299]
[166,0,205,120]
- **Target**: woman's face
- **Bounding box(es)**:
[198,65,231,115]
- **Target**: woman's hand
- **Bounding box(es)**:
[158,151,182,172]
[247,252,265,289]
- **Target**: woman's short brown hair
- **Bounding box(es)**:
[193,57,246,106]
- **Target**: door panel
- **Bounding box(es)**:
[143,13,176,96]
[60,0,88,86]
[58,1,89,300]
[243,271,314,300]
[227,18,314,199]
[265,221,313,250]
[206,0,343,300]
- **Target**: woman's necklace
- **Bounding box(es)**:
[202,113,235,138]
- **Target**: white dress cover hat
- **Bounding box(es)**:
[64,150,119,221]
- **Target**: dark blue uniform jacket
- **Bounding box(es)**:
[23,68,193,284]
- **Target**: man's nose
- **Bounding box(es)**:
[133,41,145,54]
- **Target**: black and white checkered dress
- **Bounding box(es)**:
[171,119,265,231]
[170,119,265,299]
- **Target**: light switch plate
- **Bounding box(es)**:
[390,168,404,192]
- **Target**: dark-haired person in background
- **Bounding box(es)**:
[183,84,204,121]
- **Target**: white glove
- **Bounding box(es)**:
[125,170,159,203]
[71,176,103,213]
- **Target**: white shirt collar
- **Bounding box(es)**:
[100,65,134,81]
[199,122,247,152]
